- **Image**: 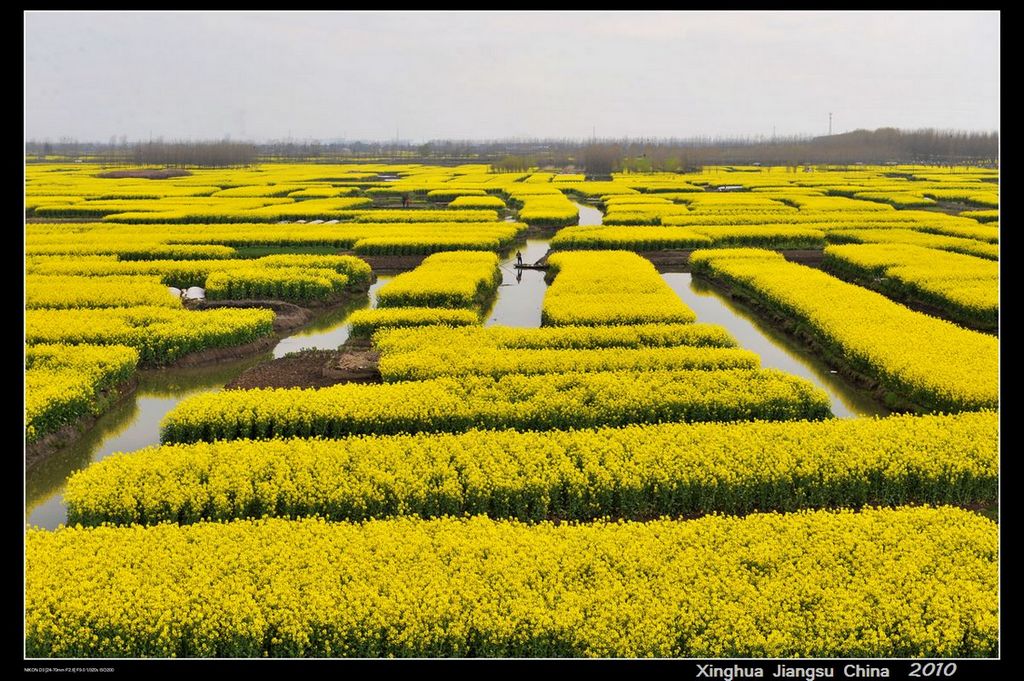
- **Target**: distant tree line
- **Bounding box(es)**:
[128,140,258,167]
[27,138,258,167]
[577,129,998,175]
[26,128,997,172]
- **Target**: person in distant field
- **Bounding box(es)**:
[402,193,410,208]
[516,250,523,267]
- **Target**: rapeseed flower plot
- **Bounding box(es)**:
[827,229,998,260]
[824,243,998,329]
[543,251,697,325]
[26,507,997,657]
[160,369,832,444]
[67,412,996,525]
[690,250,998,411]
[26,275,181,309]
[206,267,349,303]
[376,252,501,309]
[25,344,139,442]
[26,307,275,365]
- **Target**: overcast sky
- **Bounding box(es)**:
[24,11,999,142]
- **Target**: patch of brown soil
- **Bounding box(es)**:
[225,346,381,390]
[959,500,998,522]
[324,347,381,382]
[780,250,825,267]
[523,225,560,239]
[353,254,428,271]
[95,168,192,179]
[640,250,692,271]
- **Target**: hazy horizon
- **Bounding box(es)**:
[25,11,999,142]
[22,127,1000,146]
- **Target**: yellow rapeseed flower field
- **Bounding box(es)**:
[66,411,996,525]
[376,251,501,309]
[25,344,139,442]
[543,251,697,325]
[24,162,1000,660]
[159,368,832,443]
[824,243,998,329]
[25,306,275,365]
[25,507,997,657]
[690,250,998,411]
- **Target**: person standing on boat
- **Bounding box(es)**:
[516,250,523,267]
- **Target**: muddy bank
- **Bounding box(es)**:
[96,168,192,180]
[350,253,428,271]
[324,338,381,381]
[920,200,982,216]
[780,249,826,267]
[641,250,693,272]
[522,225,561,239]
[226,342,381,390]
[26,379,138,470]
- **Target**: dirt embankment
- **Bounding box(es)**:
[95,168,192,179]
[523,225,560,239]
[920,200,982,216]
[348,253,428,271]
[165,336,281,368]
[779,250,826,267]
[225,339,381,390]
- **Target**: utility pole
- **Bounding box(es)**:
[828,113,833,136]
